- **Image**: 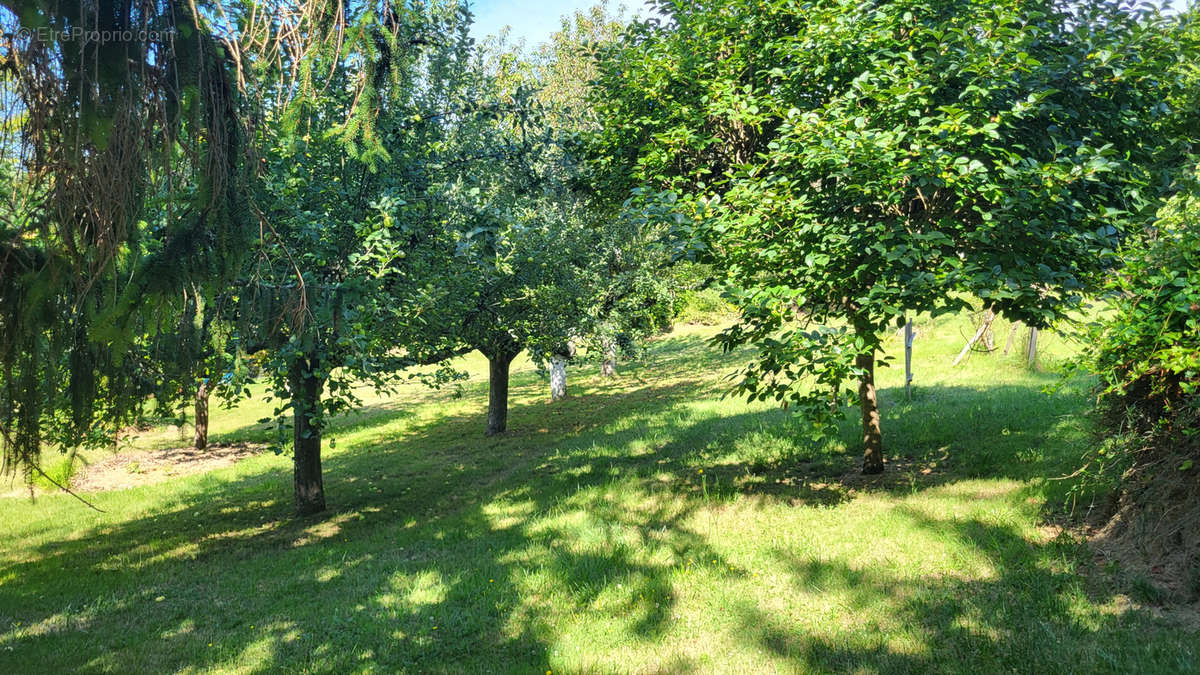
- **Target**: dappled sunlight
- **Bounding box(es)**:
[0,608,98,647]
[725,506,1089,671]
[381,570,450,610]
[1,320,1194,672]
[291,512,356,548]
[481,498,537,531]
[137,521,283,567]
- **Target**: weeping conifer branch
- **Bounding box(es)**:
[0,0,469,491]
[0,0,251,485]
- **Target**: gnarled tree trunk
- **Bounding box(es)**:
[193,379,210,450]
[290,353,326,515]
[601,336,617,378]
[857,350,884,474]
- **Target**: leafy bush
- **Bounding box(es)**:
[1081,174,1200,473]
[1073,170,1200,600]
[668,262,738,325]
[31,454,80,491]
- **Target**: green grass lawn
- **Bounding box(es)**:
[1,314,1196,673]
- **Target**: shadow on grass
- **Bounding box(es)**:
[736,507,1194,673]
[0,377,731,671]
[0,334,1164,673]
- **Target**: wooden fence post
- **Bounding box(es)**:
[1002,322,1021,356]
[952,308,997,366]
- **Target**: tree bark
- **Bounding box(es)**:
[193,379,210,450]
[549,355,567,401]
[853,318,884,474]
[486,350,517,435]
[290,354,326,515]
[601,336,617,378]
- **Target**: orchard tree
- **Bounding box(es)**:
[532,191,680,397]
[532,3,624,390]
[594,0,1195,473]
[451,206,593,433]
[0,0,450,492]
[227,1,477,514]
[428,104,594,433]
[531,3,679,384]
[530,2,625,131]
[405,34,599,433]
[585,189,680,379]
[158,288,232,451]
[427,21,680,428]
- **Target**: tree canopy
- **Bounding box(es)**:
[2,0,1197,516]
[0,0,250,484]
[590,0,1197,472]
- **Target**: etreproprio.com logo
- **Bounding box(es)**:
[11,26,177,45]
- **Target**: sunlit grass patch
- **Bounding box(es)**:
[0,315,1195,673]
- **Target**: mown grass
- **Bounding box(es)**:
[1,313,1196,673]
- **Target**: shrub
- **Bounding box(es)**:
[1075,169,1200,601]
[1083,174,1199,467]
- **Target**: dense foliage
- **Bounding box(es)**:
[591,0,1196,472]
[1064,165,1200,594]
[0,0,250,485]
[404,41,602,434]
[399,17,680,434]
[535,3,678,381]
[230,2,489,513]
[2,0,1197,531]
[1076,168,1200,492]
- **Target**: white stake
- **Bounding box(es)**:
[904,317,914,401]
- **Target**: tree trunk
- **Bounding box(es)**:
[487,350,517,435]
[290,354,326,515]
[549,355,567,401]
[193,379,210,450]
[852,319,884,475]
[601,336,617,378]
[1026,327,1039,370]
